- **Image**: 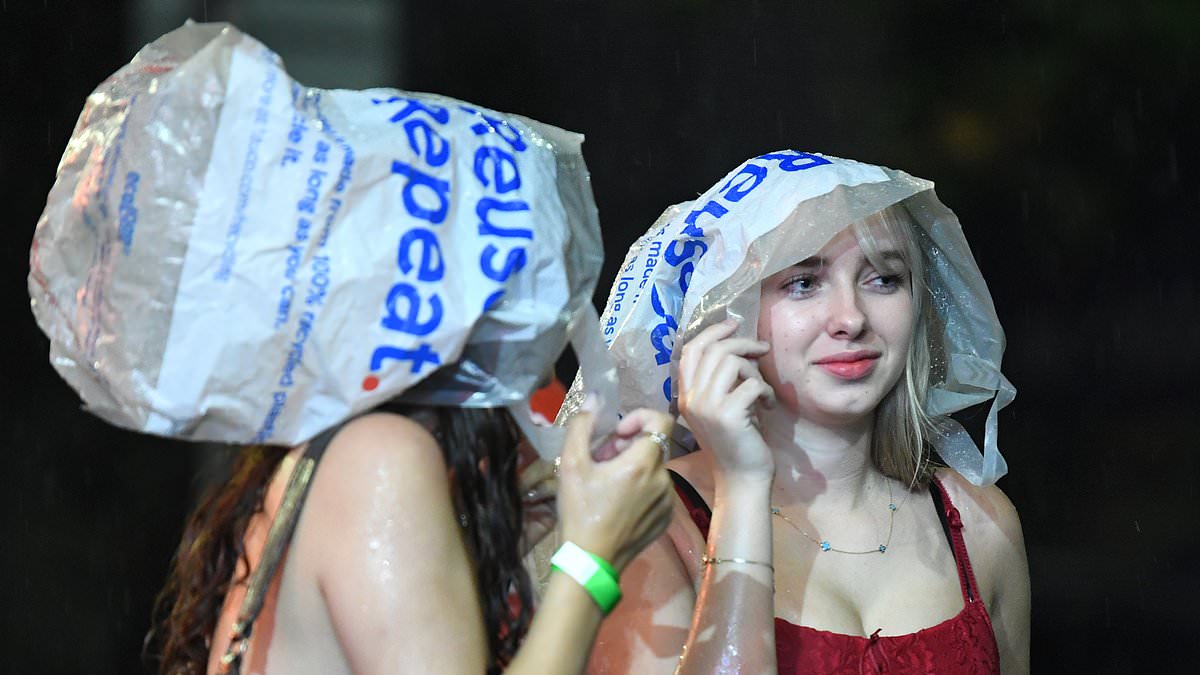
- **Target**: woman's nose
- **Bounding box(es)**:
[824,286,867,339]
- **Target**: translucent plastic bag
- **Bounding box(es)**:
[29,22,614,453]
[564,151,1015,485]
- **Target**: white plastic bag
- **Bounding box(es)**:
[565,151,1015,485]
[29,22,612,451]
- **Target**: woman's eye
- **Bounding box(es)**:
[868,273,905,291]
[782,275,818,297]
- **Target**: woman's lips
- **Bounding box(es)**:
[814,352,880,380]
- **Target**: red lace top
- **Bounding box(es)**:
[670,473,1001,674]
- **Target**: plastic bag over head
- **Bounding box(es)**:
[563,151,1015,486]
[28,22,617,455]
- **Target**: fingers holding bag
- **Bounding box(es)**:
[555,408,674,573]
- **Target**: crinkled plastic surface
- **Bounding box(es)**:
[563,151,1014,486]
[28,22,612,451]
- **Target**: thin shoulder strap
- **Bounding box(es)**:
[667,469,713,540]
[929,476,982,603]
[216,423,344,674]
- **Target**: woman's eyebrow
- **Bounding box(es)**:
[872,250,908,266]
[789,250,906,270]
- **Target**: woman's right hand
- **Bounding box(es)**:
[556,408,675,572]
[677,319,777,481]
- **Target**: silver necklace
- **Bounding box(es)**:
[770,481,903,555]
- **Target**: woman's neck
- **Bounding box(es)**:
[759,405,883,511]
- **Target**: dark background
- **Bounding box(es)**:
[3,0,1197,672]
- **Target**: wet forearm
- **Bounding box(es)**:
[506,572,605,675]
[676,476,777,675]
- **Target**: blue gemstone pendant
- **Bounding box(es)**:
[820,541,832,552]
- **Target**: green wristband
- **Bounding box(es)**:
[550,541,622,613]
[584,549,619,581]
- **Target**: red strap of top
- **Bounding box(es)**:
[668,469,712,538]
[929,476,983,604]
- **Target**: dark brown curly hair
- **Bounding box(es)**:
[146,404,532,674]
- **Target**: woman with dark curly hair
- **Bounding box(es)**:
[24,22,676,674]
[151,399,674,674]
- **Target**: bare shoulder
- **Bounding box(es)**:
[289,412,489,671]
[313,412,447,494]
[303,412,454,543]
[933,467,1024,548]
[933,470,1031,671]
[933,467,1029,617]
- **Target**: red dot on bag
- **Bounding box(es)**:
[530,377,567,421]
[362,375,380,391]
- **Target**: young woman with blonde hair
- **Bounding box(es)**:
[581,152,1030,674]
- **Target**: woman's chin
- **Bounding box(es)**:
[792,397,882,427]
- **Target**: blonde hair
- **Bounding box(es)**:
[851,205,940,489]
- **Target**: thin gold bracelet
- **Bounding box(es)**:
[700,554,774,572]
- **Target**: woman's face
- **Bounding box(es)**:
[756,223,915,425]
